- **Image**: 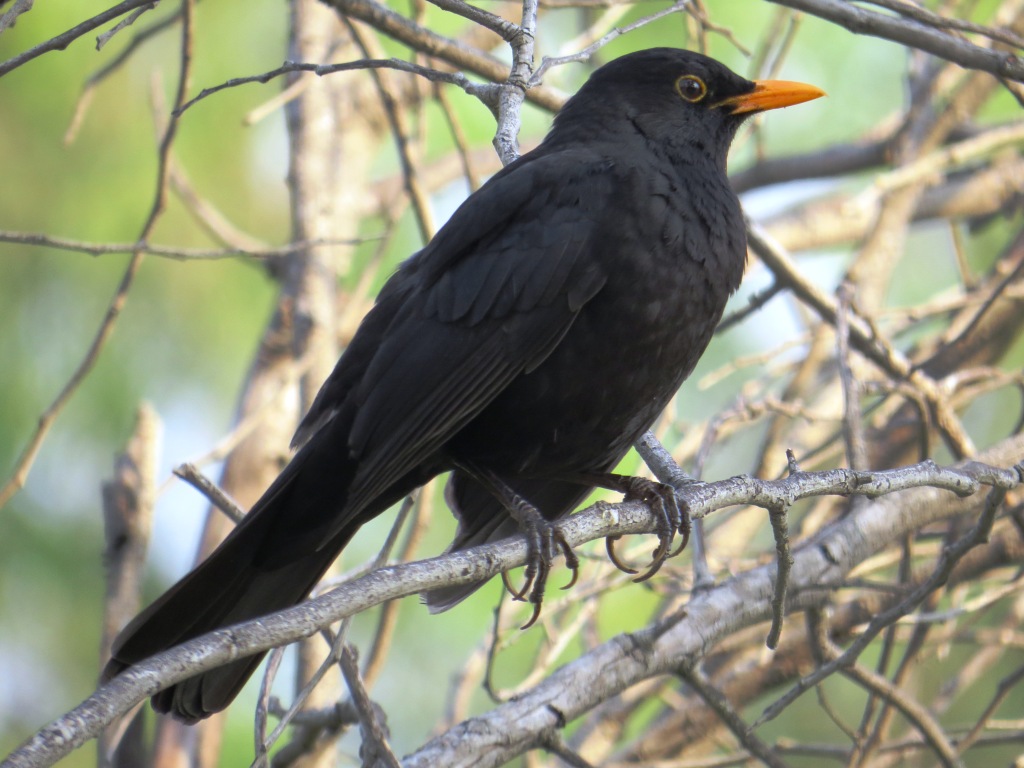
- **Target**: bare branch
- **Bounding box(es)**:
[755,466,1020,728]
[320,0,565,111]
[176,57,502,117]
[4,448,1019,768]
[0,231,367,261]
[0,0,33,35]
[806,610,963,768]
[0,0,159,78]
[679,665,792,768]
[860,0,1024,49]
[424,0,521,42]
[765,0,1024,82]
[489,0,539,165]
[404,446,1022,768]
[172,464,246,524]
[0,0,196,512]
[530,0,693,85]
[339,646,400,768]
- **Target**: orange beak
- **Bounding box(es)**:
[715,79,826,115]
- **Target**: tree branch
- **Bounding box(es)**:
[4,444,1020,768]
[0,0,194,512]
[404,443,1021,768]
[0,0,159,78]
[765,0,1024,82]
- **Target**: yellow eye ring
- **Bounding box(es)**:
[675,75,707,103]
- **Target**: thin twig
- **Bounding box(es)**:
[954,663,1024,755]
[424,0,521,41]
[0,231,365,261]
[172,463,246,524]
[177,57,501,117]
[530,0,692,85]
[679,665,793,768]
[806,609,964,768]
[362,493,427,688]
[0,0,195,512]
[765,496,793,650]
[836,282,868,472]
[0,0,34,35]
[339,646,400,768]
[319,0,562,113]
[716,280,786,332]
[95,1,158,50]
[0,0,157,77]
[346,22,435,243]
[65,10,181,144]
[860,0,1024,48]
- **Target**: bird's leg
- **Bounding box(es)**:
[454,461,579,629]
[568,472,688,582]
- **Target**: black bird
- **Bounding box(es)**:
[103,48,823,722]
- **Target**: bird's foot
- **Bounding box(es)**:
[455,460,578,629]
[510,511,579,629]
[584,473,690,581]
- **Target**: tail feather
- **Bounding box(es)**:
[103,503,356,722]
[103,424,367,722]
[148,546,346,722]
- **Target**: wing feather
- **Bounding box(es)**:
[296,148,620,542]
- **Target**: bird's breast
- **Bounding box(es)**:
[451,203,744,476]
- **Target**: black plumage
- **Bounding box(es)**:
[103,48,823,722]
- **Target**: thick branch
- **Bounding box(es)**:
[404,443,1021,768]
[4,446,1020,768]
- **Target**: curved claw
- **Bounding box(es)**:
[560,548,580,589]
[516,569,536,602]
[670,515,692,557]
[637,501,692,581]
[458,464,582,629]
[506,562,537,602]
[633,551,669,583]
[520,600,543,630]
[633,528,673,584]
[519,548,551,629]
[501,570,528,602]
[605,535,639,575]
[651,537,671,563]
[510,515,576,628]
[663,490,683,534]
[557,533,580,590]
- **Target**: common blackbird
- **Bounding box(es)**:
[103,48,823,722]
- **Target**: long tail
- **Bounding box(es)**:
[103,522,352,722]
[102,420,412,723]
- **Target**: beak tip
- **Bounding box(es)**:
[727,79,826,115]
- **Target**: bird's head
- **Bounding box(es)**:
[547,48,824,165]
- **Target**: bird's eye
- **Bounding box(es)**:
[675,75,707,103]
